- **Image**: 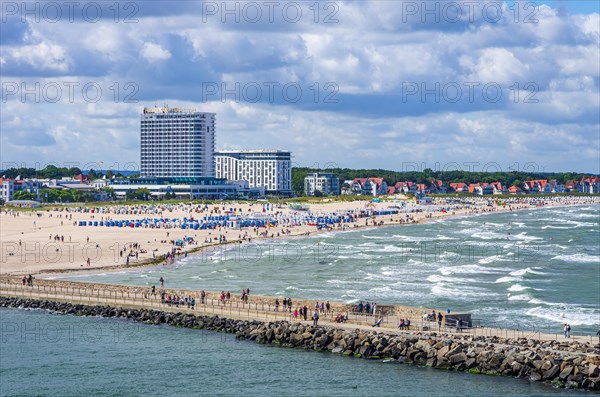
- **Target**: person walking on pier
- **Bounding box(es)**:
[303,305,308,321]
[312,309,320,327]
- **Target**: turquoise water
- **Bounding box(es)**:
[0,308,578,396]
[58,205,600,334]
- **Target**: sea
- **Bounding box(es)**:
[0,308,582,396]
[58,204,600,335]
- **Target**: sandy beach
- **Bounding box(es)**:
[1,196,598,276]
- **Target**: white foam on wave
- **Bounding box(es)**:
[526,307,600,326]
[510,267,545,276]
[508,284,529,292]
[439,264,509,276]
[479,254,514,265]
[391,234,439,242]
[576,213,599,219]
[551,253,600,264]
[362,235,386,240]
[512,232,543,241]
[382,245,412,253]
[431,283,497,300]
[541,225,574,230]
[495,276,521,283]
[470,231,506,240]
[316,232,335,238]
[427,274,483,284]
[508,294,531,301]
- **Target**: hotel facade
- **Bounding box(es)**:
[140,107,216,178]
[215,150,292,195]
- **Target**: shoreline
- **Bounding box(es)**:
[35,199,600,279]
[0,196,600,276]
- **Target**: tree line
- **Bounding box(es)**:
[292,167,593,196]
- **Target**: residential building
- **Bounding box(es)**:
[1,178,42,202]
[341,180,355,195]
[360,178,388,196]
[429,179,447,194]
[523,180,550,194]
[489,182,507,194]
[449,182,468,193]
[215,150,292,195]
[304,172,340,196]
[548,180,565,193]
[140,106,216,178]
[508,186,523,194]
[580,176,600,193]
[564,180,579,192]
[394,181,414,194]
[1,179,15,202]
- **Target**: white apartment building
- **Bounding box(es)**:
[215,150,292,195]
[1,179,15,202]
[304,172,340,196]
[140,106,216,178]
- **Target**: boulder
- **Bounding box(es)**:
[543,365,560,380]
[450,353,467,365]
[529,372,542,382]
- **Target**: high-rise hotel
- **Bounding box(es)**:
[140,106,216,178]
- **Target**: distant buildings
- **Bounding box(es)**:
[304,172,340,196]
[580,176,600,193]
[110,177,262,200]
[0,178,42,202]
[140,106,216,178]
[215,150,292,196]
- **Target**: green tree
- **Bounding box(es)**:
[12,190,36,200]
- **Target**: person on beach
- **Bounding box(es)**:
[564,324,571,338]
[312,309,320,327]
[437,312,443,330]
[159,277,164,288]
[372,316,383,327]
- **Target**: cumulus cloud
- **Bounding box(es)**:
[140,42,171,61]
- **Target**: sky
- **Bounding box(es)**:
[1,0,599,174]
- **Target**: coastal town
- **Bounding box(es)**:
[2,0,599,395]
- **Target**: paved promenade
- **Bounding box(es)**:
[2,278,598,351]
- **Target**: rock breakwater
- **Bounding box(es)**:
[2,296,599,391]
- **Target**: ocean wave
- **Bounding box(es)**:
[508,294,531,301]
[431,284,497,299]
[576,213,600,219]
[526,307,600,326]
[426,274,482,284]
[508,284,530,292]
[479,254,514,265]
[541,225,575,230]
[511,232,543,241]
[509,267,546,276]
[470,231,506,240]
[495,276,521,283]
[551,253,600,264]
[439,264,509,276]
